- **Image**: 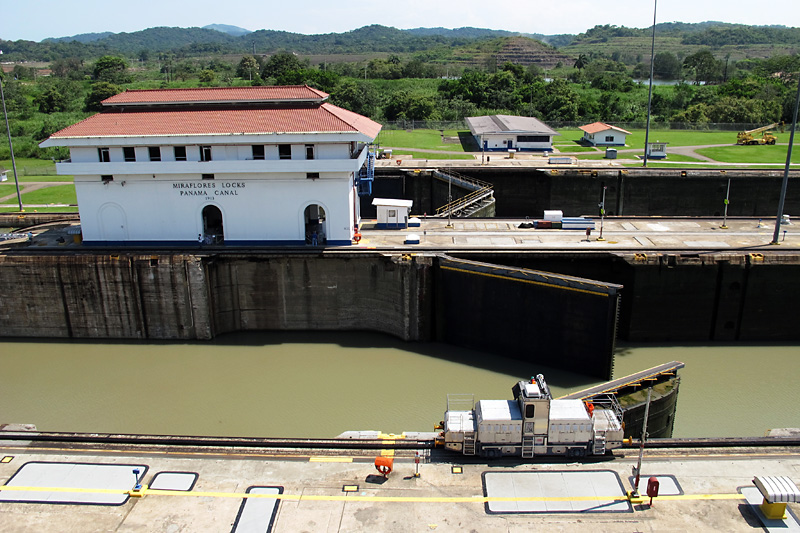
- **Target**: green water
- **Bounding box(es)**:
[0,332,798,439]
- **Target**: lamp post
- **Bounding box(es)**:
[0,77,23,211]
[771,72,800,245]
[598,186,607,241]
[720,178,730,229]
[642,0,657,168]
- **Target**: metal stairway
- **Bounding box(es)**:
[432,169,495,218]
[463,432,476,455]
[593,433,606,455]
[521,436,535,458]
[356,146,376,196]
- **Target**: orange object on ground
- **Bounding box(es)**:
[374,456,393,477]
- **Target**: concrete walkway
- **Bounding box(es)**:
[0,441,798,532]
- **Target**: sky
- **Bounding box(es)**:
[2,0,800,42]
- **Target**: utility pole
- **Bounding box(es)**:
[772,72,800,245]
[598,186,607,241]
[720,178,730,229]
[643,0,658,168]
[0,77,23,211]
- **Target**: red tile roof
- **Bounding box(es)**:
[47,103,381,139]
[579,122,632,135]
[102,85,329,106]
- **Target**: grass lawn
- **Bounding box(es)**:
[0,158,59,176]
[696,145,800,164]
[390,151,475,160]
[0,205,78,213]
[0,184,76,205]
[377,129,473,151]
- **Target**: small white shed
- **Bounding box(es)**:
[646,141,669,159]
[373,198,413,229]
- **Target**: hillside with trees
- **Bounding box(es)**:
[1,22,798,161]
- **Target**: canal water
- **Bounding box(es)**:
[1,332,798,439]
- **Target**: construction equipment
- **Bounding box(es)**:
[737,123,779,145]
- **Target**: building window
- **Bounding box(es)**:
[252,145,265,160]
[101,175,113,183]
[148,146,161,161]
[123,147,136,162]
[307,172,319,180]
[305,144,315,160]
[605,135,615,142]
[517,135,549,143]
[98,147,110,162]
[174,146,187,161]
[200,146,212,162]
[278,144,291,160]
[202,174,215,180]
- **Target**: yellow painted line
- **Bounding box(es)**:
[440,264,610,297]
[308,457,353,463]
[0,485,747,504]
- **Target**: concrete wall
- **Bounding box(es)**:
[0,253,433,342]
[376,168,800,218]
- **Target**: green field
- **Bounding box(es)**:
[0,184,77,205]
[696,145,800,164]
[377,129,472,151]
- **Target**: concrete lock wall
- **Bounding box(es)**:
[0,253,434,343]
[435,256,622,380]
[374,168,800,218]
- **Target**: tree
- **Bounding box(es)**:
[261,51,307,78]
[683,50,723,85]
[85,81,122,111]
[236,56,259,80]
[51,57,86,80]
[573,54,589,70]
[330,79,378,117]
[198,69,216,85]
[653,52,682,80]
[93,56,130,83]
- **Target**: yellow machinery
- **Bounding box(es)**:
[737,123,779,145]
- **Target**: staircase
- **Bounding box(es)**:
[463,432,476,455]
[521,436,535,458]
[593,433,606,455]
[356,147,376,196]
[432,169,495,218]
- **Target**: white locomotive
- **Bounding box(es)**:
[437,374,625,458]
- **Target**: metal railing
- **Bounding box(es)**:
[433,169,494,217]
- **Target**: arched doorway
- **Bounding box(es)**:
[202,205,224,244]
[304,204,326,245]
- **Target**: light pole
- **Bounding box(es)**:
[0,77,23,211]
[771,72,800,245]
[598,186,607,241]
[720,178,730,229]
[643,0,657,168]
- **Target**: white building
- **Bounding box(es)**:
[646,141,669,159]
[465,115,559,152]
[40,85,381,246]
[578,122,631,146]
[372,198,413,229]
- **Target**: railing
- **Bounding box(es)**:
[433,169,494,217]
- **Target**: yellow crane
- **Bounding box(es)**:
[737,123,779,145]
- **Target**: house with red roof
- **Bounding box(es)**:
[40,85,381,246]
[578,122,632,147]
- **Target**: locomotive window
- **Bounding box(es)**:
[525,405,535,418]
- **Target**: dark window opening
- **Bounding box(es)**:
[278,144,291,160]
[518,135,549,143]
[98,147,110,162]
[202,174,215,180]
[252,145,265,160]
[305,144,315,160]
[174,146,187,161]
[101,175,113,183]
[123,147,136,162]
[200,146,212,162]
[525,404,535,418]
[605,135,615,142]
[148,146,161,162]
[307,172,320,180]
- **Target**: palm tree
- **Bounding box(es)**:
[573,54,588,70]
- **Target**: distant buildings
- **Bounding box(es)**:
[578,122,631,146]
[466,115,559,152]
[40,85,381,246]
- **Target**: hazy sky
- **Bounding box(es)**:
[3,0,800,42]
